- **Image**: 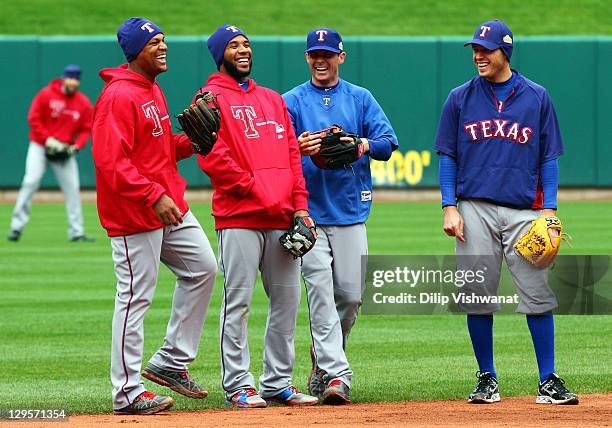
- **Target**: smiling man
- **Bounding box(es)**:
[434,19,578,406]
[195,24,318,409]
[283,28,398,405]
[92,17,218,415]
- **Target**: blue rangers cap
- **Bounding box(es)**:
[464,19,513,60]
[305,28,344,53]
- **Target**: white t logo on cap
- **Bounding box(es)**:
[479,26,492,38]
[226,26,240,32]
[316,30,328,41]
[141,22,155,33]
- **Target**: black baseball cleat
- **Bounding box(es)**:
[70,235,95,242]
[142,362,208,399]
[468,371,500,404]
[7,230,21,242]
[536,373,579,405]
[114,390,173,415]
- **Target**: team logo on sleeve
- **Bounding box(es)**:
[464,119,533,144]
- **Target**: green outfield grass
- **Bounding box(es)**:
[0,200,610,414]
[2,0,611,35]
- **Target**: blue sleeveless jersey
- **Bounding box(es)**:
[283,79,398,225]
[434,71,563,209]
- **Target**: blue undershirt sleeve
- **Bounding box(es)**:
[541,158,559,209]
[367,138,394,160]
[439,154,457,208]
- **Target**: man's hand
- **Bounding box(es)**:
[339,136,370,154]
[153,194,183,226]
[298,131,323,156]
[294,209,310,219]
[443,205,465,242]
[279,213,317,258]
[542,208,559,248]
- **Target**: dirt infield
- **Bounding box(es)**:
[14,393,611,427]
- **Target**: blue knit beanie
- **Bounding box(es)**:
[207,24,248,69]
[62,64,81,80]
[117,17,163,62]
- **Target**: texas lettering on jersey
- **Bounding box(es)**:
[463,119,533,144]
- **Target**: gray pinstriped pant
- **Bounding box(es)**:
[109,211,217,410]
[10,142,84,239]
[301,223,368,388]
[457,200,557,314]
[217,228,302,398]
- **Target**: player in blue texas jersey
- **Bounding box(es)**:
[284,28,398,405]
[435,19,578,406]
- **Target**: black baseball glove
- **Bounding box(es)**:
[311,124,365,170]
[279,215,317,258]
[177,91,221,156]
[45,137,76,162]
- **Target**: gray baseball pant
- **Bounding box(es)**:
[110,211,217,410]
[457,199,558,314]
[301,223,368,387]
[10,142,84,239]
[217,228,302,398]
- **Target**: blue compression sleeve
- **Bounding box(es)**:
[526,313,556,382]
[439,154,457,207]
[367,138,394,161]
[467,314,496,379]
[541,159,559,209]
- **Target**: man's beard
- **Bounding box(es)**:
[63,85,77,96]
[223,58,251,81]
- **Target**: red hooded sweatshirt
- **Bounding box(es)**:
[196,73,308,230]
[92,65,194,237]
[28,79,93,150]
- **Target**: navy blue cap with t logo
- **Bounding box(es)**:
[464,19,513,60]
[305,28,344,53]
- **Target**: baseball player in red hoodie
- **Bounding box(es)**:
[196,24,318,408]
[92,18,217,415]
[8,64,94,242]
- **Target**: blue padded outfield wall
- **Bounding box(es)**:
[1,36,610,189]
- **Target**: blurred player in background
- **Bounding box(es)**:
[196,24,318,408]
[92,17,217,415]
[435,19,578,405]
[283,28,398,404]
[8,64,94,242]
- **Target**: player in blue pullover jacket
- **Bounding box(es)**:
[284,28,398,405]
[435,19,578,406]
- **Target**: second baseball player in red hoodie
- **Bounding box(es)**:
[197,24,318,408]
